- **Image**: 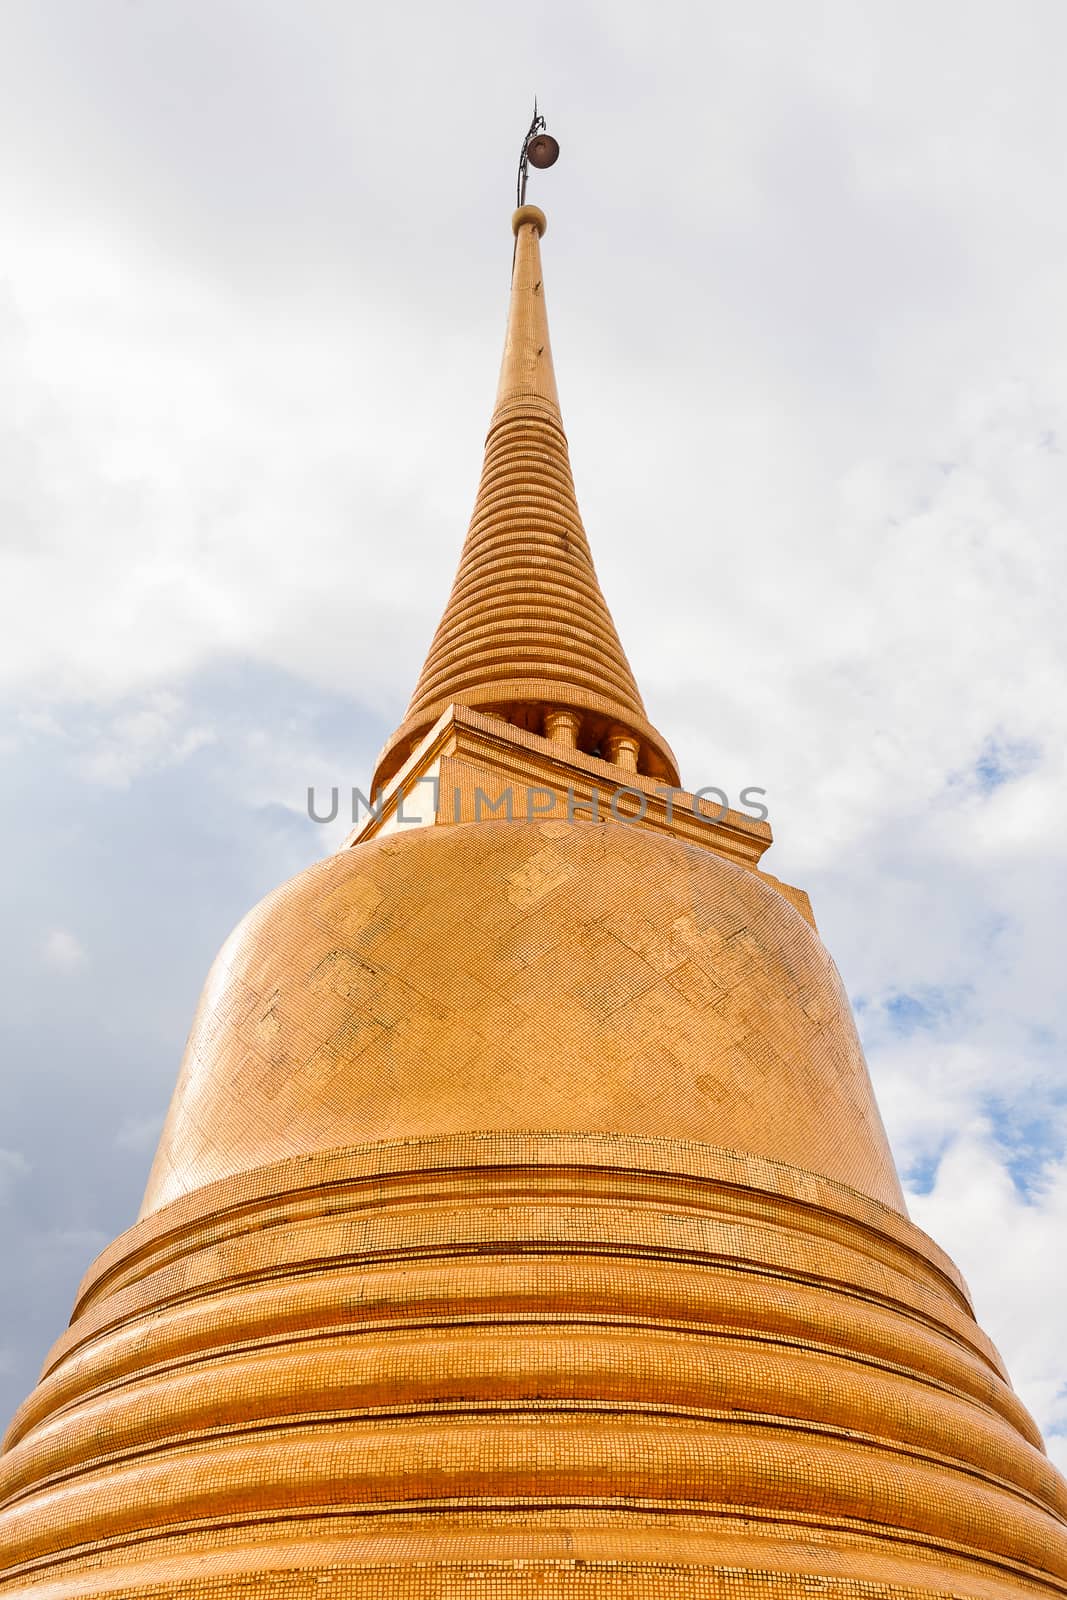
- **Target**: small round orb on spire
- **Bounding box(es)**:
[512,204,547,238]
[526,132,560,170]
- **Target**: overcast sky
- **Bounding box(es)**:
[1,0,1066,1466]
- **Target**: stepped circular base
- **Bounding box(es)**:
[1,1135,1065,1597]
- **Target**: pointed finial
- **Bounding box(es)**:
[516,99,560,207]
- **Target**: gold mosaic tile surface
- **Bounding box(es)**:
[139,820,903,1216]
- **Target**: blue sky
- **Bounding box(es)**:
[1,0,1066,1466]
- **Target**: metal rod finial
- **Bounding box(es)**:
[517,100,560,208]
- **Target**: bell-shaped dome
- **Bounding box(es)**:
[142,820,903,1216]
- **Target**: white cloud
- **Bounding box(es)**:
[113,1113,165,1153]
[909,1132,1067,1475]
[0,1150,30,1203]
[75,692,216,789]
[41,929,88,972]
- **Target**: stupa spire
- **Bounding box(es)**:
[372,202,679,792]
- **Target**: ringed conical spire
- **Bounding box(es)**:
[373,205,678,792]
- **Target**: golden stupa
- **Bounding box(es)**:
[2,178,1066,1600]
